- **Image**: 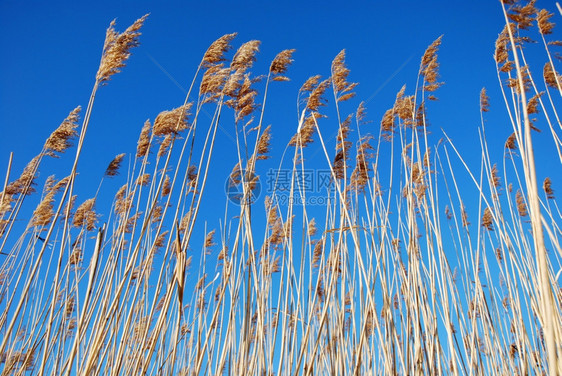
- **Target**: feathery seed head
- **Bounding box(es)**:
[543,177,555,199]
[205,229,216,249]
[544,63,561,88]
[72,198,98,231]
[331,49,358,102]
[350,136,375,193]
[461,203,470,227]
[256,125,272,160]
[305,78,330,112]
[308,218,317,237]
[480,88,490,112]
[289,113,322,147]
[507,0,537,30]
[136,120,152,158]
[136,173,151,186]
[481,207,494,231]
[202,33,237,67]
[235,74,259,122]
[31,191,55,227]
[162,175,171,197]
[199,63,230,100]
[105,153,126,177]
[505,132,518,150]
[537,9,555,34]
[96,14,148,83]
[495,26,514,72]
[420,36,444,96]
[158,134,172,158]
[507,65,531,93]
[356,101,369,125]
[516,189,528,217]
[6,155,41,196]
[153,104,192,136]
[381,108,395,140]
[231,40,261,72]
[44,107,81,157]
[270,49,296,81]
[491,164,501,188]
[300,75,322,93]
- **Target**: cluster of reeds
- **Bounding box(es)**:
[1,1,561,374]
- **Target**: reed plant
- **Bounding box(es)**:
[1,1,561,374]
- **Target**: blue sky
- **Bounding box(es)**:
[0,0,505,157]
[0,0,560,233]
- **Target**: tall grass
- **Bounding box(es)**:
[1,1,561,374]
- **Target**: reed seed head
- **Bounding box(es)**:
[289,114,315,147]
[72,198,98,231]
[6,155,41,196]
[105,153,126,177]
[420,36,444,97]
[537,9,554,34]
[543,177,555,199]
[481,207,494,231]
[205,230,216,249]
[491,164,501,188]
[136,120,152,158]
[202,33,237,67]
[153,104,191,136]
[495,25,514,72]
[231,40,261,72]
[461,203,470,227]
[96,14,148,84]
[544,62,561,89]
[507,0,537,30]
[505,132,518,150]
[162,175,171,197]
[158,134,172,158]
[331,49,358,102]
[199,63,230,100]
[307,218,317,237]
[44,106,80,157]
[136,173,151,186]
[304,77,330,112]
[31,191,55,227]
[480,88,490,112]
[256,125,272,160]
[270,49,296,81]
[516,189,528,217]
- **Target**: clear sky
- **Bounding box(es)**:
[0,0,560,236]
[0,0,506,157]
